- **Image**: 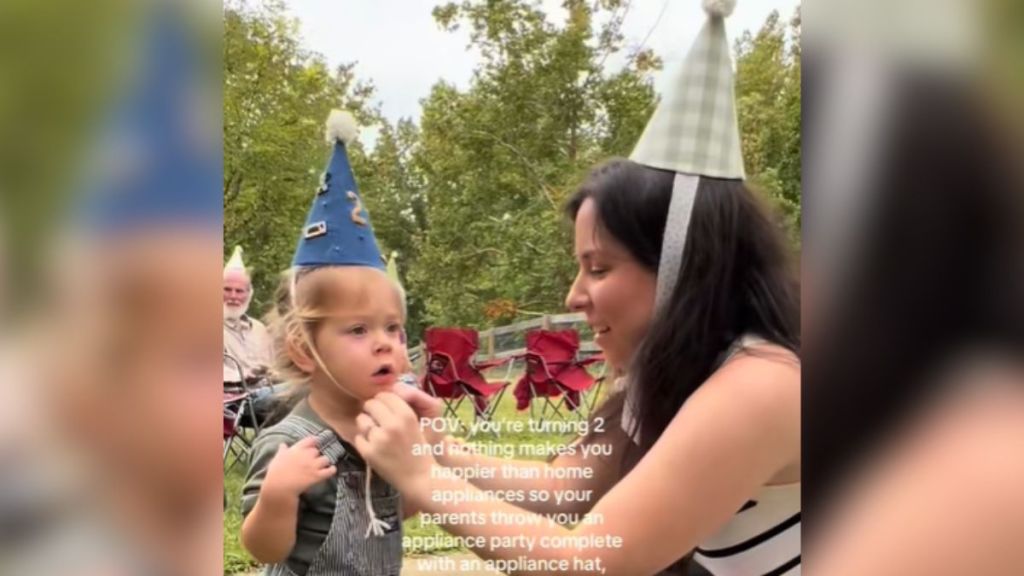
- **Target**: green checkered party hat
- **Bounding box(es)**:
[630,0,744,179]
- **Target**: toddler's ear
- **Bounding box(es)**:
[286,336,316,374]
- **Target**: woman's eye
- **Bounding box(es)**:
[588,267,608,277]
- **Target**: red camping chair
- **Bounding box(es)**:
[223,390,254,472]
[223,354,260,472]
[514,329,605,423]
[421,328,514,432]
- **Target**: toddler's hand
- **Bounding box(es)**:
[263,436,336,499]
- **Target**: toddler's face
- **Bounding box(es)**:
[308,267,407,401]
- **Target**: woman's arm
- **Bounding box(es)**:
[361,354,800,576]
[433,434,623,515]
[388,381,623,514]
[810,374,1024,576]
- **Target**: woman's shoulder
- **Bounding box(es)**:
[723,335,800,369]
[709,341,800,406]
[680,340,801,448]
[648,340,801,485]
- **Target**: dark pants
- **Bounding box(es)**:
[224,381,289,428]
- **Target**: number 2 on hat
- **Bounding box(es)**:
[346,190,367,226]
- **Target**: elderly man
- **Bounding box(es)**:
[223,246,272,383]
[223,247,287,426]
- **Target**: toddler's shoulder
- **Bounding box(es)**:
[255,412,326,447]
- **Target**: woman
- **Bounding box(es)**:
[357,4,800,574]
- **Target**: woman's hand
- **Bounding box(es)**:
[387,384,447,445]
[355,392,437,504]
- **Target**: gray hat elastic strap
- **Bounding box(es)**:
[623,172,701,442]
[655,173,701,310]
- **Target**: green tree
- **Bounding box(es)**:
[222,0,803,343]
[408,0,658,331]
[356,118,429,338]
[223,0,381,312]
[734,6,802,244]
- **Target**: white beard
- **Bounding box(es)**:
[223,303,247,321]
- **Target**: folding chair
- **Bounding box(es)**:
[223,390,253,472]
[513,329,605,423]
[223,354,261,471]
[421,328,515,433]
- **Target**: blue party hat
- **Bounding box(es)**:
[292,110,384,269]
[76,1,221,233]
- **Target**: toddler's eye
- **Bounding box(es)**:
[348,325,368,336]
[387,323,402,334]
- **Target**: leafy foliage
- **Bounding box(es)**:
[223,0,802,343]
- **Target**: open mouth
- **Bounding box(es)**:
[372,365,394,377]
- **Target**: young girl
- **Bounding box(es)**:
[240,111,411,576]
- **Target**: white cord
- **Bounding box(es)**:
[363,466,391,538]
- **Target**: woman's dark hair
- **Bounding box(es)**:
[565,158,800,469]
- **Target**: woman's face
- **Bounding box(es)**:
[566,198,657,371]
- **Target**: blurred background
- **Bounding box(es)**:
[0,0,223,574]
[803,0,1024,573]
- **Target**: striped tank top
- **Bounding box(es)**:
[691,482,801,575]
[692,336,800,575]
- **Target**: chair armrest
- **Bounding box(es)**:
[475,355,515,371]
[522,352,558,381]
[427,350,461,381]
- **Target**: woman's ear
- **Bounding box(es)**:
[286,335,317,374]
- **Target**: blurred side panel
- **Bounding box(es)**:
[804,0,1024,573]
[0,1,224,575]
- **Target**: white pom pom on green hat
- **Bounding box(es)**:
[702,0,736,18]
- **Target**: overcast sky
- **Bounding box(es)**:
[285,0,799,142]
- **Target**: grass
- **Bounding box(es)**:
[223,468,254,575]
[223,367,606,575]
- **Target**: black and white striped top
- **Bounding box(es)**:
[692,482,801,575]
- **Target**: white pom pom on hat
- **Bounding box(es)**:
[702,0,736,18]
[325,109,359,145]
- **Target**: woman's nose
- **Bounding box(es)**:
[565,274,588,312]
